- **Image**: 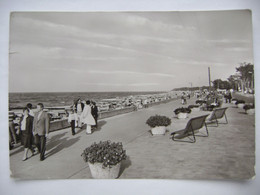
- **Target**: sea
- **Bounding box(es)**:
[9,91,166,109]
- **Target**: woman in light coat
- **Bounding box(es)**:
[81,100,96,134]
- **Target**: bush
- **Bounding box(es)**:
[188,105,200,109]
[146,115,171,128]
[243,104,254,111]
[195,100,206,105]
[174,107,192,115]
[235,100,245,105]
[81,141,127,168]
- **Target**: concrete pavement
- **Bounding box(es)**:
[9,97,255,179]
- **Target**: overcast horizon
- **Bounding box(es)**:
[9,11,253,93]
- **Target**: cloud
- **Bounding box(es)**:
[83,82,159,87]
[224,47,250,52]
[128,83,159,86]
[206,39,250,44]
[88,70,175,78]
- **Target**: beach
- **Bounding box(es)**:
[9,95,255,179]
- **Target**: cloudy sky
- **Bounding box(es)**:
[9,11,253,92]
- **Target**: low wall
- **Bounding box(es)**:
[49,97,179,132]
[99,106,136,119]
[50,119,70,132]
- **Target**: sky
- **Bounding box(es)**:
[9,11,253,92]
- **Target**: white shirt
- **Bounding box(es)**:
[68,113,78,122]
[38,111,43,120]
[21,115,28,131]
[77,104,82,113]
[29,109,34,117]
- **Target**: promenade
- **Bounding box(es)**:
[9,96,255,180]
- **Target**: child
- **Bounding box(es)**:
[68,108,78,136]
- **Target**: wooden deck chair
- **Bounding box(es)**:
[170,114,209,143]
[206,107,228,127]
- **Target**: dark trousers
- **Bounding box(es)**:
[70,120,75,135]
[94,117,98,128]
[34,134,46,160]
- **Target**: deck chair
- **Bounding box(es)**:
[170,114,209,143]
[206,107,228,127]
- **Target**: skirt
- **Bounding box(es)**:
[21,131,33,148]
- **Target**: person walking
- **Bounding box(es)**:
[9,112,17,149]
[26,103,34,116]
[74,98,84,128]
[33,103,50,161]
[227,90,232,103]
[81,100,96,134]
[91,101,98,129]
[19,107,35,161]
[68,108,78,135]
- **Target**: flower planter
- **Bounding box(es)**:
[193,107,200,112]
[246,108,255,115]
[237,103,245,109]
[88,162,121,179]
[177,112,188,119]
[151,126,166,135]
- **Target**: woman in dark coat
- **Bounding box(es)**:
[19,107,34,161]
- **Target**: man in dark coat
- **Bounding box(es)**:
[91,101,98,129]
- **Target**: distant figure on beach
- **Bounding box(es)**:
[91,101,98,129]
[81,100,96,134]
[74,98,84,128]
[9,112,17,149]
[26,103,34,116]
[68,107,78,135]
[33,103,50,161]
[181,93,187,105]
[19,107,35,161]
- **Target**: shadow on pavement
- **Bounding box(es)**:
[45,132,80,159]
[9,145,24,156]
[118,156,132,178]
[93,120,107,132]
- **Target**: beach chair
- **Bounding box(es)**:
[206,107,228,127]
[170,114,209,143]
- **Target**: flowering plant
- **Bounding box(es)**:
[235,100,245,105]
[195,100,206,105]
[146,115,171,128]
[243,104,254,111]
[188,105,200,109]
[174,107,192,115]
[81,141,127,168]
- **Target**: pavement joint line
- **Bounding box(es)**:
[125,131,148,146]
[67,165,89,179]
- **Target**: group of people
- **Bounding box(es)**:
[9,98,99,162]
[9,103,50,161]
[68,98,98,135]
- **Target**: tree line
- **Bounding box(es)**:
[212,62,254,93]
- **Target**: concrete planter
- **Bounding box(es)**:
[246,108,255,115]
[88,162,121,179]
[192,107,200,112]
[151,126,167,135]
[177,112,188,119]
[237,103,245,109]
